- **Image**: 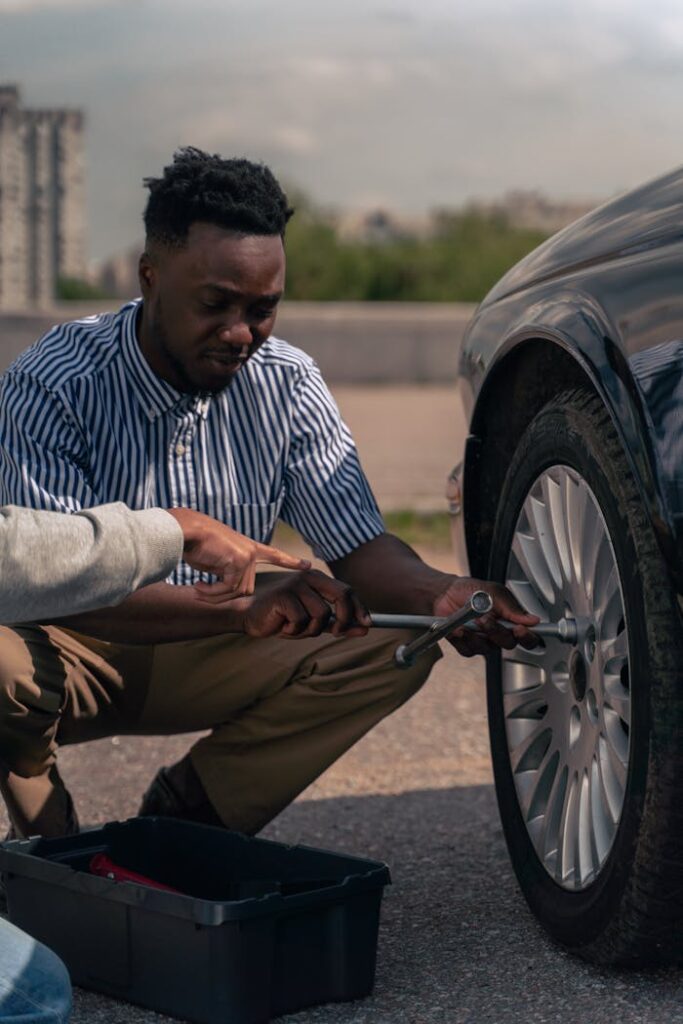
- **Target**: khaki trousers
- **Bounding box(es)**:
[0,610,437,836]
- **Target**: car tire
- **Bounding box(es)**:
[487,386,683,965]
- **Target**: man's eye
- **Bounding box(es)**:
[251,306,276,320]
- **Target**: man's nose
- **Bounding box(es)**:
[217,321,251,351]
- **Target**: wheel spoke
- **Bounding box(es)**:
[598,733,626,821]
[506,578,548,620]
[512,531,556,606]
[601,627,627,663]
[543,471,573,584]
[603,707,629,768]
[539,762,568,876]
[579,500,602,604]
[590,753,614,865]
[593,545,617,620]
[603,674,630,726]
[559,772,580,884]
[526,748,560,851]
[566,474,588,587]
[503,686,548,719]
[508,719,551,771]
[512,735,553,820]
[599,568,624,637]
[503,648,547,677]
[578,770,595,886]
[528,489,563,591]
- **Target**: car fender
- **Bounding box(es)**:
[461,291,683,589]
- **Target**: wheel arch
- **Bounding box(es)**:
[463,318,677,585]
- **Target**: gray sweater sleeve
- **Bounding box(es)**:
[0,503,184,624]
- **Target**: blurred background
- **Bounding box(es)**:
[1,0,682,533]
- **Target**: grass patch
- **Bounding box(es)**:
[273,511,452,554]
[382,510,452,550]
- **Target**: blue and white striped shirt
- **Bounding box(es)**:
[0,300,384,585]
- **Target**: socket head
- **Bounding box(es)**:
[471,590,493,615]
[394,644,414,668]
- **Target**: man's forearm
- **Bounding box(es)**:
[329,533,451,614]
[53,582,248,644]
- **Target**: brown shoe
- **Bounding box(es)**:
[138,764,223,828]
[1,783,79,914]
[2,768,80,842]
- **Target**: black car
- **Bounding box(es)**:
[450,167,683,966]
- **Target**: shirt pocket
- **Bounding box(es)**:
[226,500,281,542]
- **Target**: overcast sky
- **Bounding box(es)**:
[2,0,682,260]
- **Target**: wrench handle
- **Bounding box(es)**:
[463,618,577,643]
[367,614,573,642]
[369,613,441,629]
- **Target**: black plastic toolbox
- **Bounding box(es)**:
[0,817,391,1024]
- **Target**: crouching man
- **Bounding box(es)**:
[0,148,538,846]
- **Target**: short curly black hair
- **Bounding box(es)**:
[143,147,294,247]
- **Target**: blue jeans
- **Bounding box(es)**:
[0,917,71,1022]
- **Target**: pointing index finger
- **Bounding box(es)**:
[254,544,311,571]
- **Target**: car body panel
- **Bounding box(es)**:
[457,168,683,591]
[485,166,683,306]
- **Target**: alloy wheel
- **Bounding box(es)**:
[502,465,631,891]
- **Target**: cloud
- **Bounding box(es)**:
[289,55,397,88]
[273,126,318,156]
[657,14,683,49]
[372,6,417,24]
[3,0,683,258]
[0,0,123,10]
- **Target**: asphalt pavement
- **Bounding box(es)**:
[1,386,681,1023]
[9,641,681,1024]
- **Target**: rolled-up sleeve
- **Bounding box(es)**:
[281,365,385,561]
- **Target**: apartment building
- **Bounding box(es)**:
[0,85,85,309]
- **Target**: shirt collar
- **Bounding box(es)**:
[119,300,211,421]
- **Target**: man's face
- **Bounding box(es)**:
[138,222,286,394]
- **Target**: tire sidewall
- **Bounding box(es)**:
[487,398,650,951]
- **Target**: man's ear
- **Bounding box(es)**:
[138,251,156,298]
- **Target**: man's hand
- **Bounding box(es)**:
[167,509,310,601]
[433,576,541,657]
[240,569,371,639]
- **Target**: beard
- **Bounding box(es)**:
[150,300,216,396]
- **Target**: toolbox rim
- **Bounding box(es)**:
[0,816,392,926]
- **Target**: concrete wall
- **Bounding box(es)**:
[0,301,475,382]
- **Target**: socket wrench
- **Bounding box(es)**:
[369,611,578,645]
[393,590,493,667]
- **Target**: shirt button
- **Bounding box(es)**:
[175,443,186,456]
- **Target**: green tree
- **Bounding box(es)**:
[56,277,109,302]
[283,199,549,303]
